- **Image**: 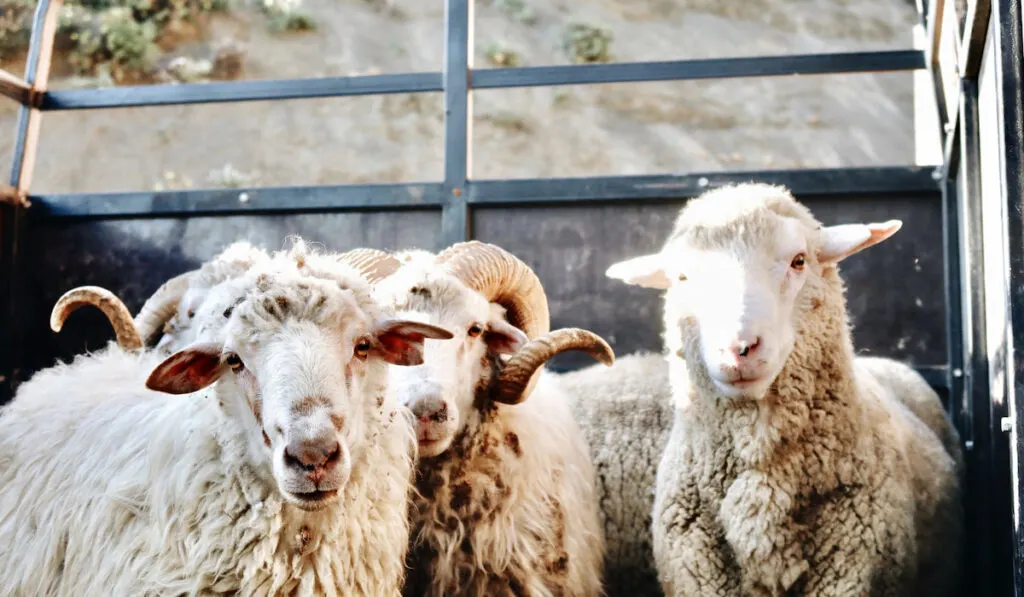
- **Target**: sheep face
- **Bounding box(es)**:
[376,271,528,459]
[607,183,901,400]
[144,269,453,510]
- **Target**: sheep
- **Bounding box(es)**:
[133,239,272,352]
[0,256,455,596]
[367,241,614,597]
[557,352,964,597]
[604,183,964,597]
[556,351,673,597]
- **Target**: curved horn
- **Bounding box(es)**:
[492,328,614,405]
[134,271,195,345]
[51,286,143,351]
[336,248,402,284]
[435,241,551,340]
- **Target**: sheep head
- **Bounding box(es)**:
[145,265,453,511]
[606,182,901,401]
[375,241,613,459]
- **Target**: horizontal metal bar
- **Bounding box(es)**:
[37,50,924,111]
[468,166,942,205]
[0,70,32,106]
[41,72,444,111]
[473,50,926,89]
[30,182,445,219]
[29,167,942,219]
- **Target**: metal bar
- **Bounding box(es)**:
[31,50,926,112]
[29,183,446,220]
[439,0,472,246]
[473,50,925,90]
[959,0,992,78]
[940,131,965,415]
[956,76,998,597]
[0,70,31,106]
[996,0,1024,590]
[27,167,942,219]
[2,0,62,403]
[41,72,444,111]
[468,167,941,205]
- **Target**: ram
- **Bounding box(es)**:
[371,242,613,597]
[0,255,453,597]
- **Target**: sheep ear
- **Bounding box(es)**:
[485,318,529,355]
[605,254,672,289]
[374,320,454,367]
[819,220,902,264]
[146,342,227,395]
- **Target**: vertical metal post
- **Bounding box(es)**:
[1,0,61,402]
[440,0,473,246]
[957,76,1011,597]
[996,0,1024,589]
[942,130,965,419]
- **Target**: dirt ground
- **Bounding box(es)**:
[0,0,920,195]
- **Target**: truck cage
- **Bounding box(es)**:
[1,0,1021,594]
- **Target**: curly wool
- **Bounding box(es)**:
[406,372,605,597]
[652,189,963,597]
[557,351,673,597]
[0,271,416,597]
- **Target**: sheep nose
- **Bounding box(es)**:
[410,395,448,424]
[284,438,341,473]
[729,336,761,359]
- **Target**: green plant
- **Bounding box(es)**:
[562,22,612,64]
[484,42,520,67]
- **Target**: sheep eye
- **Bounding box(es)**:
[187,309,195,319]
[225,353,244,371]
[467,324,484,338]
[354,339,372,359]
[790,253,807,271]
[677,273,687,282]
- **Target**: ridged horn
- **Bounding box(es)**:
[134,271,195,345]
[493,328,615,405]
[51,286,143,351]
[435,241,550,340]
[336,248,402,284]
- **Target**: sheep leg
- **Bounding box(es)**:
[719,470,809,597]
[652,440,739,596]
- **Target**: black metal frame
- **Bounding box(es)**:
[0,1,953,403]
[0,0,968,524]
[9,0,1020,592]
[926,0,1021,594]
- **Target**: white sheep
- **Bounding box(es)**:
[605,183,964,597]
[133,239,272,351]
[369,241,614,597]
[556,351,672,597]
[0,257,454,596]
[558,352,964,597]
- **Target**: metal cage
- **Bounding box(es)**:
[1,0,1021,594]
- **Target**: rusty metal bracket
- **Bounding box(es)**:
[0,185,30,208]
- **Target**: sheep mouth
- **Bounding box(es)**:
[287,489,339,510]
